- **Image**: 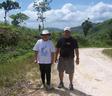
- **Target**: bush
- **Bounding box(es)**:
[74,35,90,47]
[102,49,112,57]
[0,27,19,50]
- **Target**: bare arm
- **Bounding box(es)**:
[51,52,55,64]
[34,51,38,63]
[75,48,79,65]
[55,48,60,62]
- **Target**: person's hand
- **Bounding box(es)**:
[34,60,38,63]
[55,58,59,64]
[51,59,55,64]
[76,58,79,65]
[54,57,58,63]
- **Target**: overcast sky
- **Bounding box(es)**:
[0,0,112,29]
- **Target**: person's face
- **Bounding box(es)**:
[63,30,71,38]
[41,34,50,41]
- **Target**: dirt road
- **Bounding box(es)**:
[26,48,112,96]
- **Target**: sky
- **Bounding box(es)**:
[0,0,112,28]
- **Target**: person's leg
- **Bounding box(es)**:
[69,73,74,85]
[59,71,64,83]
[58,71,64,88]
[67,58,74,90]
[57,57,65,88]
[69,73,74,90]
[46,64,51,85]
[45,64,53,90]
[39,64,46,85]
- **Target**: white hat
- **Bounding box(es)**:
[41,30,51,35]
[64,27,71,32]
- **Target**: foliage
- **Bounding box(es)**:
[73,18,112,47]
[102,49,112,57]
[10,12,29,26]
[0,26,19,50]
[0,24,38,52]
[0,23,39,91]
[74,35,90,47]
[51,32,62,43]
[81,18,92,37]
[108,30,112,40]
[0,0,20,23]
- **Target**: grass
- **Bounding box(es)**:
[0,51,38,88]
[102,49,112,57]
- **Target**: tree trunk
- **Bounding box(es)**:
[41,12,44,29]
[42,21,44,29]
[4,10,7,24]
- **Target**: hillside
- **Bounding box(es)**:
[71,19,112,47]
[71,26,83,33]
[45,27,62,32]
[0,23,40,95]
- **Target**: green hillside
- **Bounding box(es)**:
[0,23,40,95]
[72,19,112,47]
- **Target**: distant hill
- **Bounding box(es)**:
[71,22,99,33]
[45,27,63,32]
[71,26,83,33]
[72,18,112,47]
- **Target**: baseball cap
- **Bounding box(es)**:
[64,27,71,32]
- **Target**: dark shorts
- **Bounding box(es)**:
[57,57,74,74]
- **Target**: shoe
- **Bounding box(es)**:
[58,82,64,88]
[40,84,46,89]
[69,84,74,90]
[46,85,53,90]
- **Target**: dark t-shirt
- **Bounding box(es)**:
[56,37,78,58]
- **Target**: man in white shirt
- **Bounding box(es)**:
[33,30,55,90]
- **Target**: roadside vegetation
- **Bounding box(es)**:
[0,23,39,95]
[102,49,112,58]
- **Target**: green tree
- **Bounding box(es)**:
[108,30,112,40]
[0,0,20,24]
[10,12,29,26]
[82,18,92,37]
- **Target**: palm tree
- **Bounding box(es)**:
[0,0,20,24]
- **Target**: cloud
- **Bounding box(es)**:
[0,9,12,23]
[1,2,112,28]
[24,2,112,28]
[0,10,4,22]
[85,2,112,22]
[27,3,34,11]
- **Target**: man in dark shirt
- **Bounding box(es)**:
[55,27,79,90]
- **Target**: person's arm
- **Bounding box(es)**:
[75,48,79,65]
[51,52,55,64]
[55,48,60,62]
[55,39,61,62]
[33,40,39,63]
[34,51,38,63]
